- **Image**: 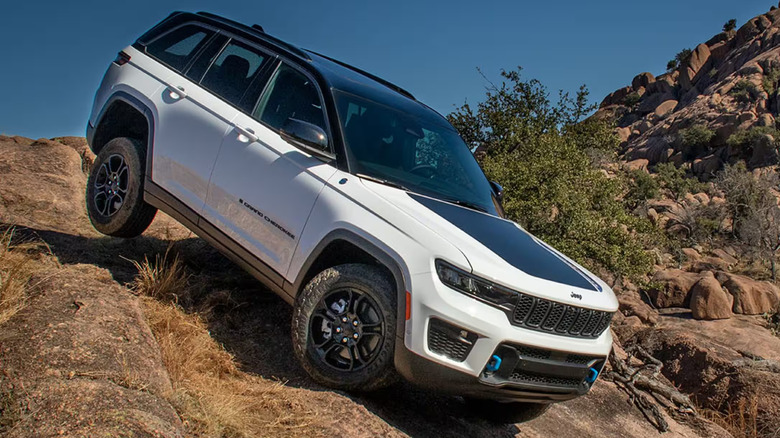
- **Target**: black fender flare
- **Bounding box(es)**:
[288,229,411,341]
[89,91,156,177]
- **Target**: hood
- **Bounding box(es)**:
[358,179,612,307]
[407,193,601,292]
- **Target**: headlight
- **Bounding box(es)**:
[435,260,517,308]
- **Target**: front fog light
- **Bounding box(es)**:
[435,260,516,307]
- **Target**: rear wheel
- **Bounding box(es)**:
[464,398,551,424]
[292,264,397,391]
[86,137,156,237]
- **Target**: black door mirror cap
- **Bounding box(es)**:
[280,118,329,151]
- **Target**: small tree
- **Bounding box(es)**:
[715,163,780,280]
[675,48,693,66]
[723,19,737,32]
[667,59,679,72]
[448,67,654,281]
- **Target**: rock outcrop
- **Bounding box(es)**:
[595,4,780,176]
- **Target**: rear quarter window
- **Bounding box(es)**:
[146,24,214,72]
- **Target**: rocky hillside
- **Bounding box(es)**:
[597,3,780,177]
[592,4,780,437]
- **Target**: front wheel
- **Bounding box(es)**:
[86,137,156,238]
[292,264,397,392]
[464,398,551,424]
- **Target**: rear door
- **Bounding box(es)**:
[143,25,273,214]
[203,62,338,277]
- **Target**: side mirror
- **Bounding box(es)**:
[489,180,504,203]
[280,118,329,152]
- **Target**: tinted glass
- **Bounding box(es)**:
[201,40,268,106]
[253,64,325,131]
[335,91,497,215]
[146,24,214,72]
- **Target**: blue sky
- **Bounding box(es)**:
[0,0,773,139]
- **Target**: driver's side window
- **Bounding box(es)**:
[253,64,326,133]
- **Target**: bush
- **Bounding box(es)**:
[449,67,654,280]
[624,170,660,209]
[654,162,706,200]
[715,162,780,279]
[667,59,679,72]
[723,19,737,33]
[675,48,693,66]
[730,80,761,103]
[762,68,780,96]
[624,92,641,108]
[680,124,715,152]
[727,126,780,163]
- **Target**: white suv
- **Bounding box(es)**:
[86,11,618,423]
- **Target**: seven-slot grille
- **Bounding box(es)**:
[511,293,612,339]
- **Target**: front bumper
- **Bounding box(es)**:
[394,270,613,402]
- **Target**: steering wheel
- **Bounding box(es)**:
[409,164,437,178]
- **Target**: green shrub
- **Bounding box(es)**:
[449,67,654,280]
[680,124,715,150]
[730,80,761,103]
[762,68,780,96]
[654,162,706,200]
[624,170,660,209]
[675,48,693,66]
[667,59,679,72]
[727,126,780,151]
[623,92,641,108]
[723,19,737,33]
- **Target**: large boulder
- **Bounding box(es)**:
[654,99,678,117]
[648,269,703,308]
[680,44,712,91]
[716,272,780,314]
[632,72,656,90]
[618,290,659,325]
[690,272,733,320]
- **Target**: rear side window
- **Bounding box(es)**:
[200,40,269,108]
[146,24,214,72]
[253,64,326,131]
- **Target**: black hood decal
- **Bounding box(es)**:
[410,194,600,292]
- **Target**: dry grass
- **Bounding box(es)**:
[129,247,189,302]
[0,227,42,325]
[704,396,760,438]
[135,250,325,437]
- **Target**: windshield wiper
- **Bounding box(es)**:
[441,197,488,213]
[356,173,410,191]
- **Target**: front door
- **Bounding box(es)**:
[203,62,337,277]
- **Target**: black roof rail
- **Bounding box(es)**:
[306,50,415,100]
[195,11,310,61]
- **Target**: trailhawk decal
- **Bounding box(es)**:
[239,198,296,240]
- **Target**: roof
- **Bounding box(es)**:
[194,11,416,103]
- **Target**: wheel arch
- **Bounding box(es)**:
[90,92,156,176]
[289,229,410,337]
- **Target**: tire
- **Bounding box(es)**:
[292,264,398,392]
[464,398,551,424]
[86,137,157,238]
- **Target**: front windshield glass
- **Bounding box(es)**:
[334,90,498,215]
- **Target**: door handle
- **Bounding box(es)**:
[166,85,187,100]
[234,125,258,143]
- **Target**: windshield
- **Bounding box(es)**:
[334,91,498,215]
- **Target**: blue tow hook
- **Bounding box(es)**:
[485,355,502,373]
[585,367,599,384]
